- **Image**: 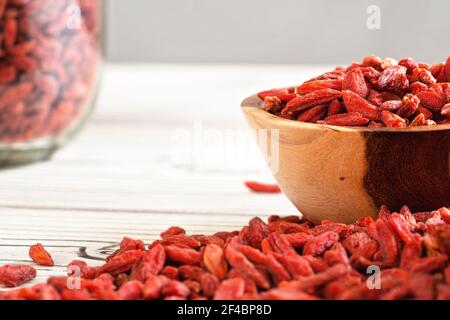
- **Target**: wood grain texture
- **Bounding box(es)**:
[242,105,376,224]
[364,130,450,212]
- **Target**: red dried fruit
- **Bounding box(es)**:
[417,68,437,86]
[283,89,342,114]
[225,244,270,289]
[303,232,340,256]
[297,79,342,95]
[441,104,450,118]
[297,104,328,123]
[328,99,344,116]
[342,68,369,98]
[264,254,291,283]
[118,281,143,300]
[367,89,383,106]
[375,220,399,267]
[417,105,434,120]
[29,243,54,267]
[161,226,185,238]
[142,275,163,300]
[0,65,16,85]
[203,244,228,279]
[324,243,350,266]
[200,273,220,298]
[417,90,446,111]
[243,217,269,249]
[263,96,283,113]
[362,55,383,69]
[0,265,36,288]
[378,65,409,92]
[266,234,293,257]
[380,100,403,112]
[164,245,201,266]
[342,90,380,121]
[410,82,429,95]
[279,255,314,278]
[130,244,166,281]
[244,181,281,193]
[258,88,296,102]
[322,112,370,126]
[398,58,419,72]
[381,110,407,128]
[108,237,145,261]
[398,93,420,118]
[97,250,144,276]
[388,213,415,244]
[68,260,96,279]
[409,113,427,127]
[161,280,190,298]
[213,277,245,300]
[409,255,448,274]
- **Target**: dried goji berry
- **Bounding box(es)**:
[417,90,446,111]
[130,243,166,281]
[297,104,328,123]
[283,89,342,114]
[213,277,245,300]
[322,112,370,126]
[297,79,342,95]
[303,231,340,256]
[375,220,399,267]
[0,265,36,288]
[381,110,407,128]
[244,181,281,193]
[203,244,228,279]
[343,68,369,98]
[118,280,143,300]
[380,100,403,112]
[342,90,380,121]
[164,245,201,266]
[29,243,54,267]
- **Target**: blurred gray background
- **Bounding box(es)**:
[105,0,450,64]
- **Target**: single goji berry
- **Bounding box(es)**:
[0,265,36,288]
[244,181,281,193]
[29,243,54,267]
[343,68,369,98]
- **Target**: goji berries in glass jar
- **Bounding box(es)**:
[0,0,102,167]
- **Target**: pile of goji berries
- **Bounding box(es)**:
[259,56,450,128]
[1,206,450,300]
[0,0,100,143]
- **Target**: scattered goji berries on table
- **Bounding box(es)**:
[259,56,450,128]
[245,181,281,193]
[0,0,101,144]
[1,206,450,300]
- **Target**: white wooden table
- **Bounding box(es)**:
[0,63,330,286]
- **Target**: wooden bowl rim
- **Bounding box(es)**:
[242,94,450,133]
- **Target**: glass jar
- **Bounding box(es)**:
[0,0,102,167]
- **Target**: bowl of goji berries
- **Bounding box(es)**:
[242,55,450,224]
[0,0,102,167]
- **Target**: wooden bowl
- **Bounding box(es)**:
[242,94,450,224]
